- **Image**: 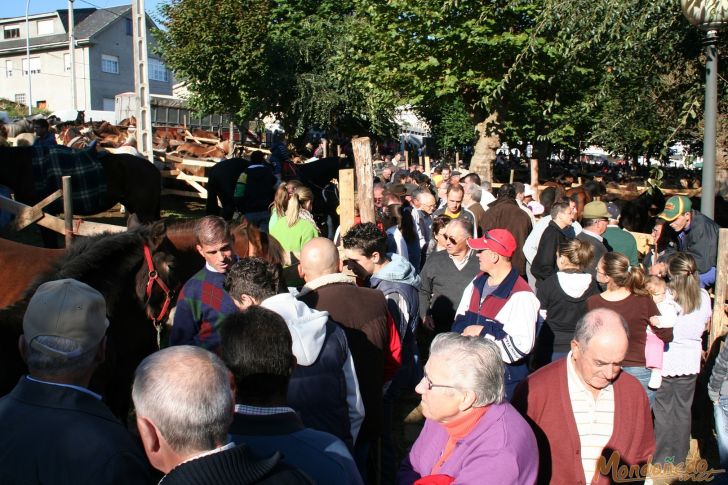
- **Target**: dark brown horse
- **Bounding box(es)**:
[0,145,161,246]
[0,222,192,418]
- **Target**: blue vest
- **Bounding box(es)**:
[287,320,352,448]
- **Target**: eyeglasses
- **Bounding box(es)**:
[483,231,508,252]
[446,235,462,245]
[421,373,458,391]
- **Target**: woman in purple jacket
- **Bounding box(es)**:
[398,333,538,485]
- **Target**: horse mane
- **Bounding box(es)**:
[232,218,286,265]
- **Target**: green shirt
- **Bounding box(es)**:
[603,225,639,266]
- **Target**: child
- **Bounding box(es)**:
[645,276,681,390]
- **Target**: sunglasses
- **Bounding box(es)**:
[483,231,508,252]
[446,235,462,245]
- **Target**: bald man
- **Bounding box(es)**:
[297,238,401,477]
[512,309,655,484]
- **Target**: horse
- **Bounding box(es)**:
[0,145,161,246]
[204,157,250,219]
[0,221,192,419]
[0,238,64,309]
[616,187,666,233]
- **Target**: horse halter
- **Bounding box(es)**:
[143,245,175,348]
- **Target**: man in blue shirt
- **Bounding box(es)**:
[32,118,57,146]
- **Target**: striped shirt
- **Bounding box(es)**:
[566,352,615,483]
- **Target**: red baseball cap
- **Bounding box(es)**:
[467,228,516,257]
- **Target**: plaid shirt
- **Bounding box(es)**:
[169,267,237,353]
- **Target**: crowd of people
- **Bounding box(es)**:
[1,151,726,485]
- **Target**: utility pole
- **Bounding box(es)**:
[68,0,77,111]
[131,0,154,163]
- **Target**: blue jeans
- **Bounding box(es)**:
[715,398,728,484]
[622,366,655,405]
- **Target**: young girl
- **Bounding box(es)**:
[645,276,681,390]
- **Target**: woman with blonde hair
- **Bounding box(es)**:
[587,252,672,402]
[653,252,711,467]
[269,185,319,255]
[269,179,304,229]
[533,239,599,368]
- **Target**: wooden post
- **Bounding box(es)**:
[530,158,539,201]
[404,150,410,165]
[322,138,328,158]
[710,228,728,349]
[339,169,356,240]
[509,169,515,184]
[424,156,431,176]
[352,136,376,224]
[228,121,235,157]
[62,176,73,247]
[455,152,460,169]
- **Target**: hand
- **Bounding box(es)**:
[649,316,661,327]
[462,325,484,337]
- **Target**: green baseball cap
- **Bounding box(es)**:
[658,195,692,222]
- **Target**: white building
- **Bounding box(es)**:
[0,5,171,112]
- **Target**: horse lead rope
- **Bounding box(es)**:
[142,245,175,348]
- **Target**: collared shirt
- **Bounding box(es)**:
[449,249,474,271]
[566,352,615,484]
[234,404,296,416]
[25,375,102,400]
[581,228,603,242]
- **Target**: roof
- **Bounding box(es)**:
[0,5,135,52]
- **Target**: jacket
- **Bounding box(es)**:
[531,221,574,285]
[0,377,151,484]
[298,273,400,442]
[261,293,364,446]
[370,254,422,389]
[576,230,608,276]
[234,163,277,214]
[679,210,719,274]
[482,197,533,276]
[603,226,639,267]
[709,340,728,402]
[230,410,361,485]
[512,358,656,485]
[397,403,539,484]
[537,271,599,353]
[161,443,312,485]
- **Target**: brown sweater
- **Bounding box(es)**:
[298,277,390,443]
[512,358,656,485]
[586,293,671,367]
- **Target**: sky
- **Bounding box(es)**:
[4,0,167,19]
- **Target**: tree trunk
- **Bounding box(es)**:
[470,112,500,183]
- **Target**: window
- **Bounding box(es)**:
[125,18,133,36]
[36,100,46,109]
[103,98,115,111]
[15,93,26,105]
[64,53,71,71]
[149,58,168,82]
[37,19,54,35]
[3,26,20,39]
[101,54,119,74]
[5,60,12,77]
[22,57,41,75]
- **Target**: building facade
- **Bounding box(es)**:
[0,5,171,113]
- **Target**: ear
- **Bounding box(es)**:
[136,415,164,470]
[127,213,142,230]
[18,335,27,363]
[570,340,580,357]
[371,251,382,264]
[196,244,205,259]
[297,263,305,280]
[94,337,107,365]
[148,220,169,249]
[458,389,478,412]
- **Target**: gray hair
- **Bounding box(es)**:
[448,218,474,238]
[466,183,482,202]
[132,346,233,454]
[430,333,504,406]
[573,308,629,348]
[24,336,98,376]
[480,181,492,192]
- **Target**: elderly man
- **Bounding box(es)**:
[170,215,237,352]
[656,195,719,287]
[221,307,362,485]
[602,202,639,266]
[0,279,150,483]
[132,345,311,484]
[411,190,437,263]
[399,333,538,484]
[452,229,540,398]
[577,201,610,276]
[481,184,533,277]
[225,257,364,448]
[297,237,401,478]
[512,309,655,485]
[419,219,480,335]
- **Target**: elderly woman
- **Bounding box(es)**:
[398,333,538,484]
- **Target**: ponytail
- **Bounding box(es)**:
[601,252,648,296]
[272,184,289,218]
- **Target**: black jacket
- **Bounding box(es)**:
[531,221,573,285]
[680,210,720,274]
